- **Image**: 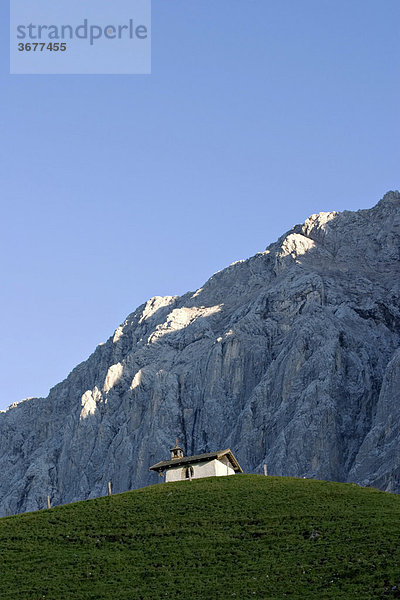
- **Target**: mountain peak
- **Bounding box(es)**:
[376,190,400,210]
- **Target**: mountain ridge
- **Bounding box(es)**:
[1,191,399,515]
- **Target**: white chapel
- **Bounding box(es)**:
[149,441,243,482]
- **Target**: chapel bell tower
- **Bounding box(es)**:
[170,439,184,460]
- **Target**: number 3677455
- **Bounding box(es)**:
[18,43,67,51]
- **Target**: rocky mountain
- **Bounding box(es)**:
[1,191,399,516]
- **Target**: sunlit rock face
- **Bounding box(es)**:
[0,191,399,515]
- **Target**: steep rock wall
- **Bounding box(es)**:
[0,191,399,515]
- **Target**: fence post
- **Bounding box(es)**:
[263,464,268,476]
[108,481,112,496]
[47,495,51,509]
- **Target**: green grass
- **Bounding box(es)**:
[0,475,399,599]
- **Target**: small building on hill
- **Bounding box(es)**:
[149,441,243,482]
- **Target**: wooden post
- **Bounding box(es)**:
[108,481,112,496]
[263,464,268,476]
[46,495,51,509]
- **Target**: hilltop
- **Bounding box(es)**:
[0,475,399,599]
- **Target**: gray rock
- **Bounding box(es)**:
[1,191,399,515]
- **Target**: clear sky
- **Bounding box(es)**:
[0,0,399,410]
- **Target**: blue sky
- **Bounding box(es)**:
[1,0,399,410]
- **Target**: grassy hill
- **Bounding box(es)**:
[0,475,399,599]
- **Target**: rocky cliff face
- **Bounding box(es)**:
[1,192,399,515]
